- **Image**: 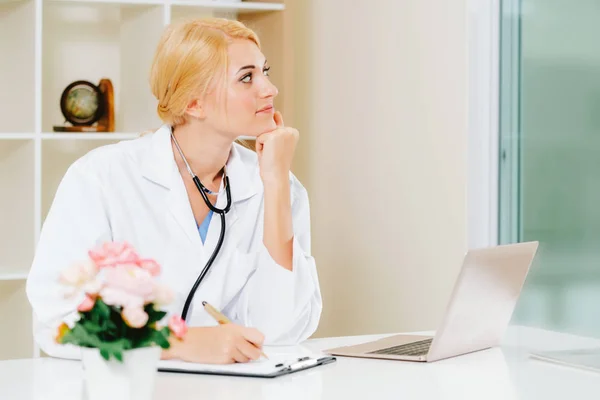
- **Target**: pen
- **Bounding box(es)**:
[202,301,269,360]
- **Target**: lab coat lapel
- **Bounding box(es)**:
[140,125,204,251]
[166,167,205,249]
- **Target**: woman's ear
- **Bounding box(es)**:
[185,99,206,120]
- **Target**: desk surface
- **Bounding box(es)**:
[2,325,600,400]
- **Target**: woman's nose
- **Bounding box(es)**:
[260,79,278,98]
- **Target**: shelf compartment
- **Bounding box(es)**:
[0,281,34,360]
[0,140,35,279]
[42,1,165,133]
[0,0,36,133]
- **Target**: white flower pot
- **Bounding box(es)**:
[81,346,162,400]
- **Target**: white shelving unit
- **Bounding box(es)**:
[0,0,287,360]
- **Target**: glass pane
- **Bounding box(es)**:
[500,0,600,337]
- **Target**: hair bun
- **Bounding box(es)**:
[158,103,169,113]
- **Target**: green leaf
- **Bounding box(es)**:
[134,326,156,348]
[152,330,170,349]
[144,304,167,325]
[105,319,118,337]
[95,299,111,320]
[81,320,105,334]
[100,348,110,361]
[62,323,103,348]
[161,326,171,337]
[97,338,130,362]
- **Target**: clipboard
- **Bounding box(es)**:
[158,355,337,379]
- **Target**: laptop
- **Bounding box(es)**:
[324,241,539,363]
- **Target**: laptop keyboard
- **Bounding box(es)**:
[367,338,433,357]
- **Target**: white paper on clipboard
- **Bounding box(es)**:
[157,345,336,378]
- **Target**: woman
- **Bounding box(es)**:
[26,18,322,364]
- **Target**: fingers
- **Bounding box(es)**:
[237,338,262,361]
[255,135,266,158]
[240,327,265,347]
[230,347,250,363]
[255,134,268,148]
[274,111,284,127]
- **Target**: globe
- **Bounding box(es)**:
[60,81,103,126]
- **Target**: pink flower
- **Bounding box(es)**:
[153,283,174,306]
[122,307,149,328]
[77,295,95,312]
[60,259,98,287]
[138,259,161,276]
[88,242,141,268]
[100,287,144,309]
[82,278,103,296]
[98,264,156,308]
[60,259,100,299]
[105,265,155,300]
[168,315,188,339]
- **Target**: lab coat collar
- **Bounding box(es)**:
[141,124,259,204]
[140,124,173,189]
[226,140,260,203]
[141,124,260,248]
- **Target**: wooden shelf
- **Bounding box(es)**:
[48,0,165,4]
[0,272,29,281]
[170,1,284,13]
[0,0,28,5]
[41,132,140,140]
[44,0,284,13]
[0,133,36,140]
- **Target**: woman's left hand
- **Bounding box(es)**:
[256,111,299,185]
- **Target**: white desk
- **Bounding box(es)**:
[2,325,600,400]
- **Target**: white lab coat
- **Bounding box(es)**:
[25,124,322,359]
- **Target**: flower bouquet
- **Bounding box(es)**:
[55,241,187,400]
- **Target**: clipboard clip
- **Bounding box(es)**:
[279,356,336,372]
[287,357,319,371]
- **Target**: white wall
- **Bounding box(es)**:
[289,0,469,337]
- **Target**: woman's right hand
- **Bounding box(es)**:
[162,324,265,364]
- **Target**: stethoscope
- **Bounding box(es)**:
[171,132,232,321]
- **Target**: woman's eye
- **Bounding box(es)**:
[241,73,252,83]
[263,67,271,76]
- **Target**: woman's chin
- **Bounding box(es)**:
[238,131,261,138]
[242,122,277,137]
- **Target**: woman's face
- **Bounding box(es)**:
[201,39,279,138]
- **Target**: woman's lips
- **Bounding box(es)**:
[256,105,274,114]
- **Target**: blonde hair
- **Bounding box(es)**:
[150,18,260,127]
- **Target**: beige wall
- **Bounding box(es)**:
[288,0,469,337]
